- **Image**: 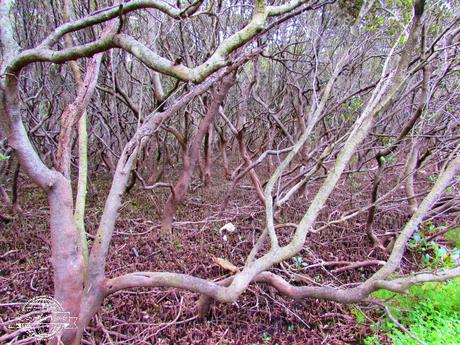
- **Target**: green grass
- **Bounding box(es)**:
[364,277,460,345]
[445,227,460,248]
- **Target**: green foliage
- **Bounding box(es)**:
[307,133,317,145]
[367,219,460,343]
[350,306,366,324]
[408,222,458,269]
[379,154,396,166]
[341,96,363,122]
[445,227,460,248]
[428,174,437,184]
[292,256,308,269]
[0,153,10,161]
[433,173,460,192]
[367,15,385,33]
[349,173,362,191]
[426,0,456,36]
[363,335,381,345]
[381,135,395,147]
[262,333,271,344]
[347,96,363,112]
[399,33,407,45]
[367,278,460,344]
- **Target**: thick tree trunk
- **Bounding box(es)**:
[48,177,85,344]
[2,75,85,344]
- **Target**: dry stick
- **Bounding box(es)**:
[427,194,460,217]
[383,305,426,345]
[29,270,38,292]
[95,315,115,345]
[0,310,45,328]
[278,261,322,286]
[0,327,27,343]
[331,260,386,273]
[275,143,336,207]
[150,296,185,337]
[134,170,174,191]
[303,260,386,271]
[0,185,12,205]
[0,249,18,258]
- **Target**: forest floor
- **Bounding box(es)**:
[1,164,458,344]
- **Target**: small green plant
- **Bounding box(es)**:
[292,256,308,269]
[262,333,271,344]
[172,239,184,253]
[387,154,396,165]
[0,153,10,161]
[307,133,317,145]
[428,174,437,184]
[350,306,366,324]
[379,154,396,166]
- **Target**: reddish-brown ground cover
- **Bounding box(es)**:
[1,163,454,344]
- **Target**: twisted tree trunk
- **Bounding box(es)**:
[161,73,236,233]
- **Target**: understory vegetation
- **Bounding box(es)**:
[365,278,460,345]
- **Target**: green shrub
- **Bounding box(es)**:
[365,277,460,344]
